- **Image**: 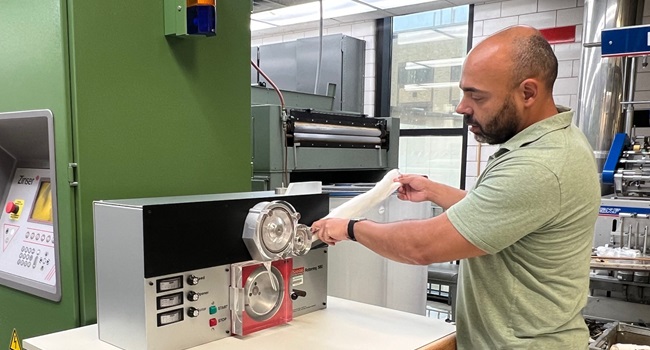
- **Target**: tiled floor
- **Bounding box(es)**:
[426,299,452,321]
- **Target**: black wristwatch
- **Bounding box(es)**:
[347,218,366,241]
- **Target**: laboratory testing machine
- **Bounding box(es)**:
[93,191,329,350]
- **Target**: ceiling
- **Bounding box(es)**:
[251,0,480,36]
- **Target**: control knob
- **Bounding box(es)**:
[5,202,19,214]
[187,307,199,318]
[187,291,199,302]
[187,275,199,285]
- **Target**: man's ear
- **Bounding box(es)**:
[520,79,538,106]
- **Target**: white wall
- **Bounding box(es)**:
[252,0,650,190]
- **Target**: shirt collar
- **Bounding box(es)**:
[491,106,573,159]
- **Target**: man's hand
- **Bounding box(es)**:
[395,174,432,202]
[311,218,349,245]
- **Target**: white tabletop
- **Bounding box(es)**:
[24,297,456,350]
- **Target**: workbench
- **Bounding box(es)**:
[24,297,456,350]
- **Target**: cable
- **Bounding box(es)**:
[250,60,290,187]
[251,60,285,110]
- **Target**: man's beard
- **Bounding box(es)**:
[464,96,519,145]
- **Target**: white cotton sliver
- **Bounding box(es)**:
[325,169,401,219]
[610,344,650,350]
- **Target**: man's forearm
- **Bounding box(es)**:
[428,181,467,210]
[352,215,485,265]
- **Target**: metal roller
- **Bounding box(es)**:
[242,201,299,261]
[294,121,381,137]
[244,265,284,322]
[293,132,381,144]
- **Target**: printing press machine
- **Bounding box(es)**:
[250,86,399,191]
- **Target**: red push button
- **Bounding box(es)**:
[209,318,217,327]
[5,202,19,214]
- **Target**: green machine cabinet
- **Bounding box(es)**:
[0,0,251,346]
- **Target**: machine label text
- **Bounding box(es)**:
[599,206,650,216]
[599,207,622,215]
[304,265,324,273]
[17,175,35,185]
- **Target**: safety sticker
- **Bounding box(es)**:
[292,267,305,286]
[9,328,21,350]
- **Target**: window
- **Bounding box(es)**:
[400,135,464,186]
[388,5,470,188]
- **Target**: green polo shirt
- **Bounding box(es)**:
[447,109,600,349]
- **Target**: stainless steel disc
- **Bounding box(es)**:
[292,224,312,256]
[244,265,284,322]
[260,206,293,253]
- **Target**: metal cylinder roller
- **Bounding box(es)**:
[293,132,381,144]
[294,121,381,137]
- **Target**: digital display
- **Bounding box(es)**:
[29,180,53,223]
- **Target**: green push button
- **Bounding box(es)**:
[209,305,217,314]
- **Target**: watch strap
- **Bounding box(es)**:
[347,218,365,241]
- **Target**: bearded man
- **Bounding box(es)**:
[312,25,600,349]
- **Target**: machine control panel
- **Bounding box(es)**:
[142,266,231,349]
[0,168,58,297]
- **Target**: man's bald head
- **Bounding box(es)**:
[471,25,558,91]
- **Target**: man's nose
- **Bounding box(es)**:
[456,99,471,115]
